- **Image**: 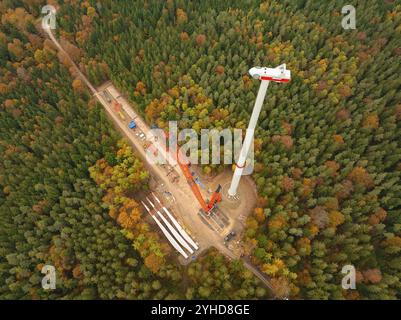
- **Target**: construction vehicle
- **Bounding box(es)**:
[103,90,112,103]
[159,131,222,215]
[129,119,136,129]
[194,177,207,190]
[147,130,222,214]
[224,231,236,242]
[118,111,126,121]
[105,85,137,119]
[123,104,136,119]
[176,154,222,215]
[112,100,122,112]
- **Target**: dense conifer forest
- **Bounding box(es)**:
[1,0,400,299]
[0,0,268,300]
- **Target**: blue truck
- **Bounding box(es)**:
[129,119,136,129]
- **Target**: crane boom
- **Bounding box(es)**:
[207,184,222,211]
[176,157,209,212]
[163,132,223,214]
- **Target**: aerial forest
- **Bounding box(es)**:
[1,0,401,300]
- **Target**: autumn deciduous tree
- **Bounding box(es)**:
[333,134,344,144]
[72,78,84,92]
[60,39,82,63]
[180,32,189,41]
[2,0,401,301]
[363,114,379,129]
[135,81,146,95]
[268,214,287,230]
[363,269,382,284]
[336,180,354,200]
[337,84,352,98]
[395,105,401,120]
[117,210,136,229]
[270,277,291,299]
[348,167,374,188]
[215,65,225,74]
[291,168,302,179]
[254,207,265,223]
[368,208,387,226]
[281,176,294,192]
[328,210,345,228]
[336,108,350,120]
[7,39,24,61]
[309,206,329,229]
[145,253,164,273]
[195,34,206,46]
[176,8,188,24]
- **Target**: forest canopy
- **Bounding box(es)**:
[1,0,401,300]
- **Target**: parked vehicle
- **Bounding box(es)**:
[112,100,122,112]
[103,90,112,103]
[118,112,125,120]
[224,231,236,242]
[129,119,136,129]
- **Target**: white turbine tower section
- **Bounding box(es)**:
[141,201,188,259]
[228,65,291,197]
[152,193,199,250]
[146,198,194,254]
[228,80,269,197]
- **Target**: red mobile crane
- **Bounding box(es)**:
[163,131,222,214]
[177,156,222,214]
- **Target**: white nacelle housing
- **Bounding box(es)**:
[249,64,291,82]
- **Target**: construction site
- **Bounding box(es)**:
[96,64,290,266]
[97,82,259,264]
[41,23,292,291]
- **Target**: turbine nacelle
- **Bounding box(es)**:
[249,64,291,83]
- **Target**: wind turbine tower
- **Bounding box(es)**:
[227,64,291,198]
